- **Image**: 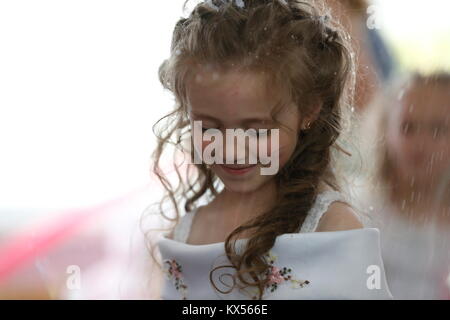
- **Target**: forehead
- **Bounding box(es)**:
[185,67,284,121]
[399,83,450,123]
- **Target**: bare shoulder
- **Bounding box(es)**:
[315,201,363,232]
[166,229,175,240]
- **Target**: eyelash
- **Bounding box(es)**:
[201,127,271,137]
[255,129,271,137]
[201,127,214,133]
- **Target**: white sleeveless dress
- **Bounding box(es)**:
[156,190,393,299]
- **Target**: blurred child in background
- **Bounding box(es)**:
[360,72,450,299]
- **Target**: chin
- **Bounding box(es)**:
[219,176,272,194]
[211,164,278,194]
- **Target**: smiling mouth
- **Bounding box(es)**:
[221,164,255,169]
[219,164,257,175]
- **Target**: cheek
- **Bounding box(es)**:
[202,140,211,150]
[276,131,298,166]
[431,140,450,169]
[386,129,410,161]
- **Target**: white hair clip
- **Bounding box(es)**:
[205,0,220,11]
[204,0,245,11]
[235,0,245,8]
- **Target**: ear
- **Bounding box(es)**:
[300,100,322,130]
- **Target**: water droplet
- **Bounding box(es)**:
[402,123,410,134]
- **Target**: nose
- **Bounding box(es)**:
[221,135,244,164]
[221,131,258,164]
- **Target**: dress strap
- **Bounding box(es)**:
[299,190,351,233]
[173,208,198,243]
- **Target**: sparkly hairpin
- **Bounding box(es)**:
[235,0,245,8]
[205,0,245,11]
[205,0,219,11]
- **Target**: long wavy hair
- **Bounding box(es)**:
[149,0,356,299]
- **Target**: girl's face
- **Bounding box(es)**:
[386,82,450,187]
[186,68,305,193]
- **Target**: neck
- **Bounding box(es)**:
[213,180,278,223]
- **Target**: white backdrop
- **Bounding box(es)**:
[0,0,448,230]
[0,1,189,227]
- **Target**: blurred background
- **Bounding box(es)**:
[0,0,449,299]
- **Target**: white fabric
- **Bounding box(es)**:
[157,191,393,299]
[376,203,450,299]
[158,229,392,299]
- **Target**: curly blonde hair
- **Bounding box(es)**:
[150,0,355,299]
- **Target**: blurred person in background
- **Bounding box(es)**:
[325,0,395,111]
[359,72,450,299]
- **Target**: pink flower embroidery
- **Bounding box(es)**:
[263,251,310,294]
[267,266,285,284]
[164,259,188,299]
[169,260,182,278]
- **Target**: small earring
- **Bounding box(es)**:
[305,121,312,130]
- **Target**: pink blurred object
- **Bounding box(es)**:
[0,183,151,284]
[0,160,186,299]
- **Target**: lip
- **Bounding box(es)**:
[219,164,257,176]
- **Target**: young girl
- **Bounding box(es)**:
[150,0,392,300]
[359,72,450,299]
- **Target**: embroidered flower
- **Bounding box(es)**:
[268,266,284,284]
[214,250,310,300]
[169,260,182,278]
[263,251,310,293]
[164,259,188,299]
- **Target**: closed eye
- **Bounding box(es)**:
[201,127,220,131]
[250,129,271,137]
